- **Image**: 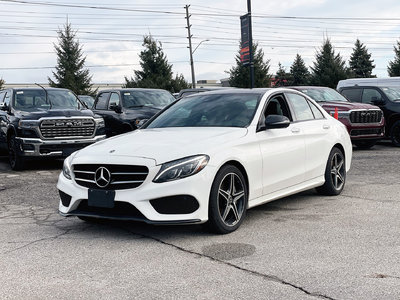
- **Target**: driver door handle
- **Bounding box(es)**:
[323,124,330,130]
[291,127,300,133]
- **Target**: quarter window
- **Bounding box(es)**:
[286,93,314,121]
[309,102,324,119]
[95,92,110,110]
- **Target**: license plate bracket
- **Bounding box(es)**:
[88,189,115,208]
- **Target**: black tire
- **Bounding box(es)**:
[8,134,25,171]
[207,165,248,234]
[316,147,346,196]
[354,140,376,149]
[390,120,400,147]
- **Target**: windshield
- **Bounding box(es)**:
[146,93,261,128]
[381,87,400,101]
[13,89,80,111]
[121,90,175,109]
[298,88,348,102]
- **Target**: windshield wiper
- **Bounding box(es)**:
[35,83,52,109]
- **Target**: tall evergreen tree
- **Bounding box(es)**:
[124,35,189,92]
[274,63,292,87]
[0,78,4,90]
[349,39,375,78]
[290,54,310,85]
[228,42,271,88]
[310,39,348,88]
[387,40,400,77]
[48,22,95,96]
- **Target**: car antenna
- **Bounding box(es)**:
[35,83,52,109]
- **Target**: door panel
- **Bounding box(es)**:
[258,124,305,195]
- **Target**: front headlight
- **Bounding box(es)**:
[62,156,72,180]
[153,155,209,183]
[94,117,105,128]
[18,120,39,128]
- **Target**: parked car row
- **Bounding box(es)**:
[0,80,397,171]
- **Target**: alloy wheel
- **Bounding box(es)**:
[330,152,345,190]
[217,173,246,227]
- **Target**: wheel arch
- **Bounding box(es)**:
[6,126,17,142]
[333,143,345,159]
[219,160,250,193]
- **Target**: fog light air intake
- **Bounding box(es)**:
[150,195,199,214]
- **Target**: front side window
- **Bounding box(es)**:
[108,93,120,109]
[95,92,110,110]
[13,89,79,111]
[361,89,382,104]
[286,93,314,121]
[0,92,5,103]
[146,93,261,128]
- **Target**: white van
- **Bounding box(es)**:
[337,77,400,90]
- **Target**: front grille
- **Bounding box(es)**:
[73,200,146,220]
[350,128,383,136]
[349,110,382,123]
[73,164,149,190]
[40,118,95,139]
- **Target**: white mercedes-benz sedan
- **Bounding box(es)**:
[58,88,352,233]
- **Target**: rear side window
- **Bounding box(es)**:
[286,93,314,121]
[0,92,5,102]
[95,92,110,110]
[341,89,362,102]
[361,89,382,104]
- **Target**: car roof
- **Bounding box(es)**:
[287,86,333,90]
[183,88,273,96]
[7,87,71,91]
[98,88,170,93]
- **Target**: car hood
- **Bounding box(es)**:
[16,109,96,120]
[319,101,379,111]
[74,127,248,165]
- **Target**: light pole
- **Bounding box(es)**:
[189,39,209,89]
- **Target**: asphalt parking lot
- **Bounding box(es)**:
[0,142,399,299]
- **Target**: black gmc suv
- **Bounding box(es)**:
[338,86,400,146]
[0,87,106,170]
[92,88,175,137]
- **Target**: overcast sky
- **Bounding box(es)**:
[1,0,400,84]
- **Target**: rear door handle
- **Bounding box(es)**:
[323,124,330,130]
[291,127,300,133]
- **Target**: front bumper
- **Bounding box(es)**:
[57,156,216,224]
[16,135,106,157]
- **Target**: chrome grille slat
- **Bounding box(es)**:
[75,178,96,183]
[111,180,144,185]
[111,172,148,175]
[40,118,95,139]
[73,164,149,190]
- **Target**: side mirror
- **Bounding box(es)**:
[109,103,122,113]
[137,119,149,128]
[265,115,290,129]
[0,102,8,111]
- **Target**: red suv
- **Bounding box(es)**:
[289,86,385,149]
